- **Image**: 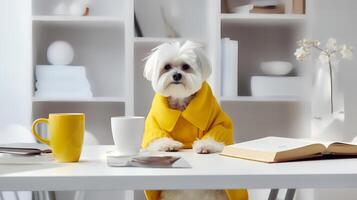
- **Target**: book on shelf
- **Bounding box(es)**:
[221,136,357,163]
[293,0,305,14]
[221,38,238,97]
[250,4,285,14]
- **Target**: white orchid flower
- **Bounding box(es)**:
[294,47,309,61]
[297,39,320,48]
[326,38,338,51]
[340,45,353,59]
[295,37,353,114]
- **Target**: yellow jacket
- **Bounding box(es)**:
[142,82,248,200]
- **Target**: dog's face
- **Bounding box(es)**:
[143,41,211,99]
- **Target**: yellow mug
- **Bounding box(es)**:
[32,113,85,162]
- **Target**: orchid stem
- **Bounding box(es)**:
[328,58,334,114]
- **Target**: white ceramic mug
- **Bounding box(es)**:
[111,116,145,156]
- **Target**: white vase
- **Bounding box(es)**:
[311,63,344,141]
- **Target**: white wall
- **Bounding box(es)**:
[0,1,32,136]
[306,0,357,199]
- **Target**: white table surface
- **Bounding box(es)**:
[1,145,357,191]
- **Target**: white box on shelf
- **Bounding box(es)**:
[251,76,302,97]
[221,38,238,97]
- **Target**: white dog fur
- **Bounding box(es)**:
[144,41,227,199]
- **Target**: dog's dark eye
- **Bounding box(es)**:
[182,64,190,71]
[164,64,172,70]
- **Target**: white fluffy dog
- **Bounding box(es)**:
[143,41,224,154]
[143,41,228,200]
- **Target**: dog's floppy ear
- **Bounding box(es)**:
[194,46,212,80]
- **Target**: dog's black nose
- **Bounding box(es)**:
[173,73,182,81]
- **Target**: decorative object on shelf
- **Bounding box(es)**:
[251,76,301,97]
[53,2,68,15]
[47,40,74,65]
[232,4,254,14]
[160,6,180,38]
[221,38,238,97]
[260,61,293,76]
[295,38,353,140]
[52,0,89,16]
[36,40,93,99]
[251,0,279,7]
[69,0,89,16]
[83,7,89,16]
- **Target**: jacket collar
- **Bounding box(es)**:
[152,82,213,132]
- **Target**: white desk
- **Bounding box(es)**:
[0,145,357,191]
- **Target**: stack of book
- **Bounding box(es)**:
[231,0,305,14]
[35,65,93,99]
[221,38,238,97]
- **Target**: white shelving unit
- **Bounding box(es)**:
[31,0,132,146]
[30,0,308,145]
[218,8,307,141]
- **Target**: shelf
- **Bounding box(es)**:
[219,96,302,102]
[134,37,205,45]
[221,14,306,25]
[32,97,125,103]
[32,16,124,26]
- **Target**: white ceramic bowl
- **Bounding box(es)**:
[260,61,293,76]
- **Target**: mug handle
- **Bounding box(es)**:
[32,118,50,145]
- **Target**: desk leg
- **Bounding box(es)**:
[285,189,296,200]
[32,191,56,200]
[268,189,279,200]
[33,191,40,200]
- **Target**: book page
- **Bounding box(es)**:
[325,141,357,154]
[230,137,321,153]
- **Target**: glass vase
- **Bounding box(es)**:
[311,62,344,141]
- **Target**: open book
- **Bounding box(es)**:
[220,137,357,163]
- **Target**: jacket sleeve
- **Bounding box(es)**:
[141,111,170,149]
[201,106,234,145]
